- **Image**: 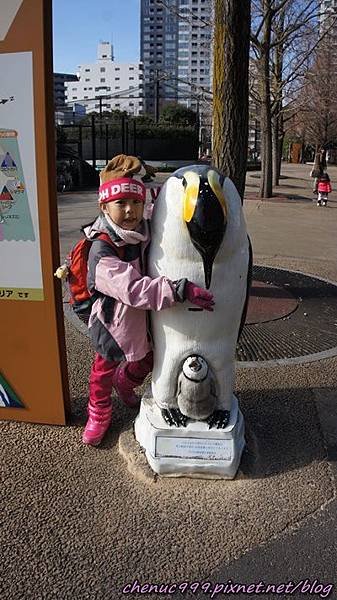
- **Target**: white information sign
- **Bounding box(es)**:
[0,51,43,301]
[155,436,232,461]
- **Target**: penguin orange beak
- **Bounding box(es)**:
[182,170,227,289]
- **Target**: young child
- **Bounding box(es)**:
[314,171,332,206]
[82,154,214,446]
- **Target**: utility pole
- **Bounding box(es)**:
[78,124,83,187]
[196,99,201,157]
[133,119,137,155]
[105,123,109,164]
[121,114,125,153]
[125,118,129,154]
[98,96,103,138]
[154,69,160,123]
[91,114,96,171]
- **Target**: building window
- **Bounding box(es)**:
[100,78,106,83]
[100,67,105,72]
[85,78,90,82]
[85,68,90,72]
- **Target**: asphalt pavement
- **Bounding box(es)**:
[1,163,336,600]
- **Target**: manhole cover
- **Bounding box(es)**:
[246,280,298,324]
[236,266,337,363]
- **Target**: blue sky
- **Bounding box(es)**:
[52,0,140,74]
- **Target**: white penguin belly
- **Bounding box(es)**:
[150,244,249,409]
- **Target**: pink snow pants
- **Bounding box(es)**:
[89,351,153,409]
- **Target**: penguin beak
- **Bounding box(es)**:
[182,170,227,289]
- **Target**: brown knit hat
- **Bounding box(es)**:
[100,154,142,184]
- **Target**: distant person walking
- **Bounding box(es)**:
[313,171,332,207]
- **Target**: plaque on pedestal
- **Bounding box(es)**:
[134,389,245,479]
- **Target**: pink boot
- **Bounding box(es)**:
[82,403,112,446]
[113,364,140,408]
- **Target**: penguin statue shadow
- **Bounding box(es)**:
[135,165,253,478]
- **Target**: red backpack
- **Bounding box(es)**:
[66,232,124,324]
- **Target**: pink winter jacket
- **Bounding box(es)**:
[317,180,332,193]
[84,214,185,362]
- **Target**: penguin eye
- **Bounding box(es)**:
[207,170,227,216]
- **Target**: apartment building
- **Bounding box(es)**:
[320,0,337,58]
[320,0,337,30]
[140,0,212,116]
[54,72,78,107]
[65,42,144,116]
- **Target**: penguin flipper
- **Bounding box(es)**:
[207,410,230,429]
[162,408,188,428]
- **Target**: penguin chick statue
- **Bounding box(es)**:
[177,355,217,421]
[148,165,252,429]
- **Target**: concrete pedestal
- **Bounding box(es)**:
[134,388,245,479]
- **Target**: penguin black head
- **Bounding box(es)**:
[173,166,228,289]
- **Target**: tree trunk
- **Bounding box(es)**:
[272,111,284,186]
[272,10,285,189]
[277,130,284,179]
[259,2,273,198]
[259,56,273,197]
[212,0,251,201]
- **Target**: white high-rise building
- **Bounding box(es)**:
[140,0,212,115]
[320,0,337,19]
[176,0,212,111]
[319,0,337,75]
[65,42,144,116]
[319,0,337,34]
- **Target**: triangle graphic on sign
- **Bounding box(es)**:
[1,152,17,168]
[0,373,25,408]
[0,185,13,201]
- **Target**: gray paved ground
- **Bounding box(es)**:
[1,163,337,600]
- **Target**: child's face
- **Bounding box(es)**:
[102,198,144,230]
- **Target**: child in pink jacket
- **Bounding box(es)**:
[314,171,332,206]
[82,155,214,446]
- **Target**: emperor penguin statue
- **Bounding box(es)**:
[147,165,252,429]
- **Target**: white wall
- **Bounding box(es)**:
[65,46,144,115]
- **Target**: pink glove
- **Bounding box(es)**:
[185,281,215,311]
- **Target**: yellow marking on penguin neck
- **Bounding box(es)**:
[183,170,200,222]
